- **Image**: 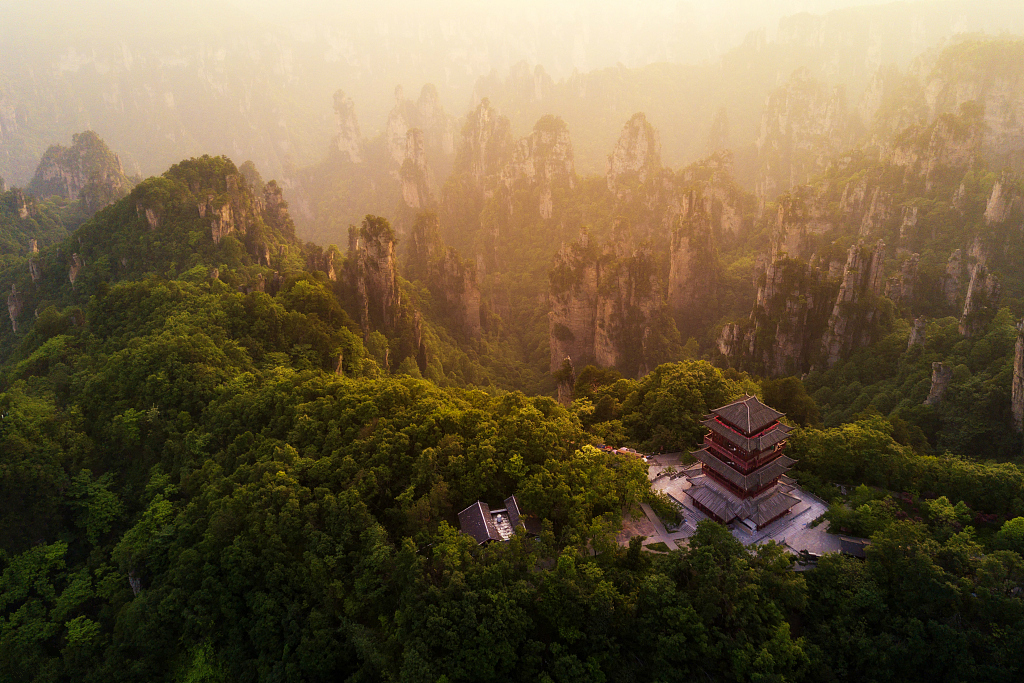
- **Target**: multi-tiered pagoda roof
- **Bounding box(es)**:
[686,395,800,530]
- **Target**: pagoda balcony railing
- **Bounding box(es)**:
[703,438,741,467]
[703,437,784,473]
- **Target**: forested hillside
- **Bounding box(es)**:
[0,139,1020,681]
[3,5,1024,682]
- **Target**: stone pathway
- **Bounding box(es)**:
[618,456,846,558]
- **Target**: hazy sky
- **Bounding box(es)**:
[3,0,1020,183]
[232,0,904,72]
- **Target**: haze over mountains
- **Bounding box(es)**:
[3,0,1023,187]
[6,2,1024,680]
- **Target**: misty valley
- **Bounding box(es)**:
[2,1,1024,681]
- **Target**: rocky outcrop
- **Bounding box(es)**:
[136,203,160,230]
[555,356,576,407]
[899,205,919,245]
[28,131,132,212]
[548,230,662,377]
[942,249,963,308]
[859,187,894,236]
[984,174,1021,225]
[406,213,482,338]
[502,115,575,219]
[434,249,482,337]
[884,253,919,307]
[607,113,661,195]
[11,188,31,219]
[548,234,599,372]
[667,199,717,333]
[411,311,429,375]
[349,217,401,335]
[68,253,84,287]
[400,128,432,210]
[755,68,849,199]
[721,237,890,376]
[307,248,338,282]
[1014,321,1024,433]
[201,172,272,247]
[718,256,835,377]
[889,109,982,192]
[7,285,23,332]
[333,90,362,163]
[771,185,834,259]
[821,240,886,368]
[261,181,295,240]
[28,258,40,282]
[454,98,514,190]
[958,263,1000,337]
[908,316,926,349]
[924,362,953,406]
[385,84,456,181]
[209,200,235,244]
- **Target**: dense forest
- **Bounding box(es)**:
[3,4,1024,682]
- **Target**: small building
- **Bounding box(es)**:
[685,395,801,530]
[838,535,871,559]
[457,495,539,545]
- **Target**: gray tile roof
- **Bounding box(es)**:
[504,495,522,530]
[458,495,539,544]
[703,418,792,452]
[691,448,795,492]
[709,395,784,435]
[688,477,800,527]
[457,501,502,544]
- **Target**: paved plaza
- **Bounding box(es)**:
[621,454,843,557]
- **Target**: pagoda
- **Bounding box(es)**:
[684,395,800,531]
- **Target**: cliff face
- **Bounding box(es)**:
[384,84,456,185]
[884,253,919,307]
[203,174,248,245]
[548,235,599,373]
[1014,321,1024,433]
[925,40,1024,163]
[720,238,893,376]
[924,362,954,405]
[7,285,22,332]
[888,107,982,191]
[548,230,663,377]
[400,128,432,210]
[444,105,579,271]
[606,121,748,258]
[333,90,362,163]
[984,173,1022,225]
[452,98,515,191]
[943,249,964,307]
[502,115,575,219]
[667,196,718,333]
[821,240,886,367]
[606,113,661,195]
[958,262,1000,337]
[406,213,481,338]
[770,185,835,260]
[718,257,835,377]
[756,69,849,199]
[28,131,132,213]
[348,216,401,335]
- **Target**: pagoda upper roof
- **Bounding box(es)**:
[706,395,784,435]
[703,418,792,452]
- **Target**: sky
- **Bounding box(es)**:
[2,0,1019,182]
